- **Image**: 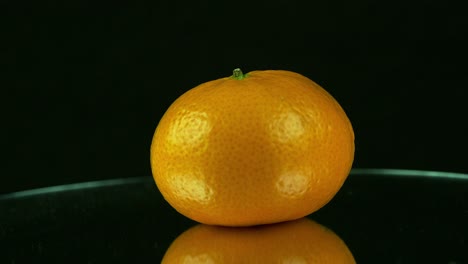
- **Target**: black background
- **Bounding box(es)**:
[3,0,468,194]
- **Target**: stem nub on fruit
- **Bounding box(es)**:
[232,68,246,80]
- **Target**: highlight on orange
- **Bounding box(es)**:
[150,69,355,226]
[162,218,356,263]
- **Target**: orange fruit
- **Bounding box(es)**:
[161,218,356,263]
[150,69,354,226]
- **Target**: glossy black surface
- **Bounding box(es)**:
[1,169,467,263]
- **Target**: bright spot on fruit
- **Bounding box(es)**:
[171,173,214,204]
[276,171,310,198]
[183,254,215,264]
[271,111,305,143]
[167,110,212,150]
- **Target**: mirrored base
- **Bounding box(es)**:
[1,168,467,263]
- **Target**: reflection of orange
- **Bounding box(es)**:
[151,69,354,226]
[162,218,356,263]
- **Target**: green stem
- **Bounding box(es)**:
[232,68,246,80]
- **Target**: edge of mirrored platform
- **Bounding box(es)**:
[350,168,468,180]
[1,168,467,201]
[0,177,151,201]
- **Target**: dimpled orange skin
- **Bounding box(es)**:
[150,69,354,226]
[162,218,356,263]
